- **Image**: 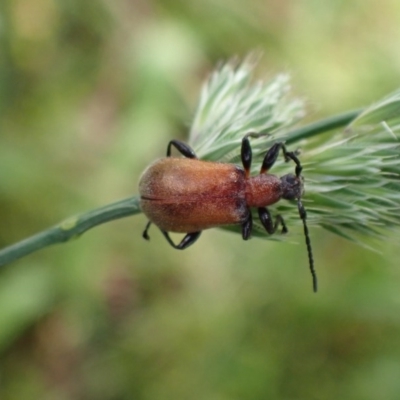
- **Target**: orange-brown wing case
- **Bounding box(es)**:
[139,158,248,232]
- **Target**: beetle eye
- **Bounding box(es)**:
[284,174,296,185]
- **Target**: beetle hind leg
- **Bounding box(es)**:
[161,230,201,250]
[142,221,152,240]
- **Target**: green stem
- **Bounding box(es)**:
[0,108,364,268]
[286,109,362,144]
[0,196,141,267]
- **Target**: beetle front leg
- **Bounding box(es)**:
[258,207,288,234]
[260,142,303,177]
[161,230,201,250]
[241,132,271,177]
[260,142,284,173]
[166,140,197,159]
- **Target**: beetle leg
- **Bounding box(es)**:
[260,142,283,173]
[260,142,303,177]
[142,221,152,240]
[241,210,253,240]
[241,137,252,177]
[167,140,197,159]
[161,230,201,250]
[281,148,303,177]
[258,207,288,234]
[241,132,272,176]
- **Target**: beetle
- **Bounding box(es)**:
[139,133,317,292]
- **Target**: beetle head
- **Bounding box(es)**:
[280,173,304,200]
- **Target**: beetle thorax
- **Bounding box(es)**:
[245,174,283,208]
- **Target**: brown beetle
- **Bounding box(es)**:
[139,134,317,291]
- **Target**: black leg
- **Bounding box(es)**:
[241,211,253,240]
[258,207,288,234]
[161,230,201,250]
[241,137,252,177]
[283,149,302,177]
[142,221,152,240]
[241,132,271,176]
[167,140,197,159]
[260,143,282,173]
[260,142,303,177]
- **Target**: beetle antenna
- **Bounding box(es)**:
[297,199,317,293]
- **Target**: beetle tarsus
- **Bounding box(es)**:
[161,230,201,250]
[282,149,303,177]
[280,218,288,234]
[142,221,152,240]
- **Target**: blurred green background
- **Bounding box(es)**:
[2,0,400,399]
